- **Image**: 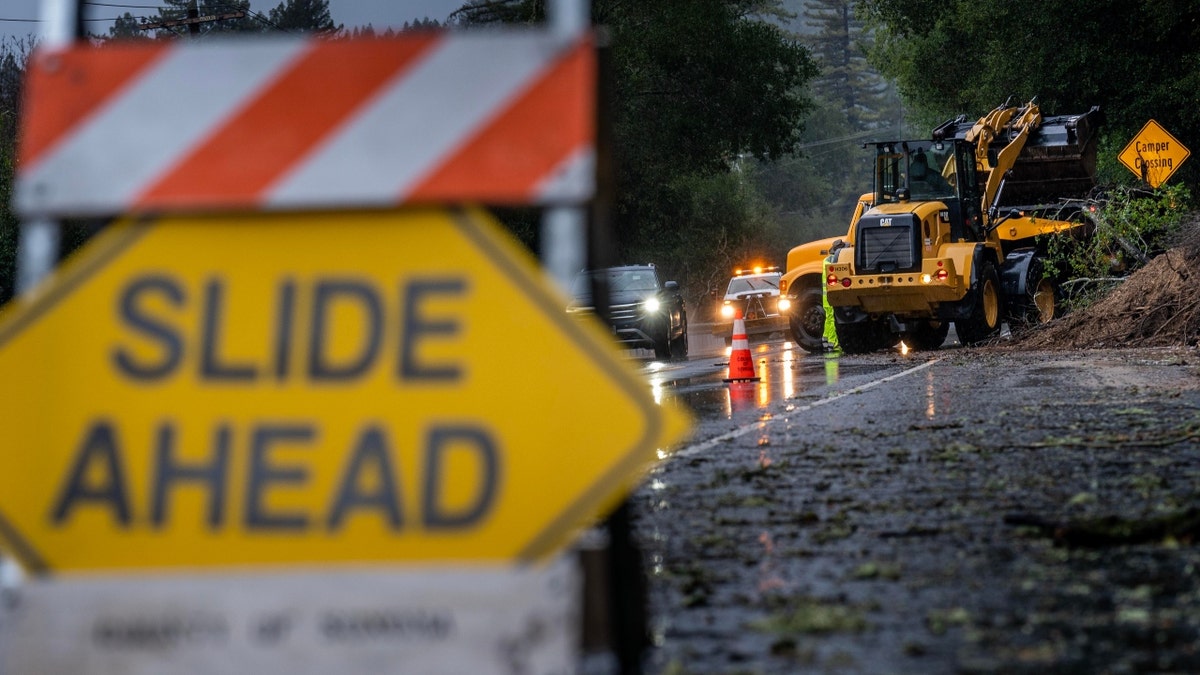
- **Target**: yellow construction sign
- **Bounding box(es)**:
[0,207,691,574]
[1119,120,1190,188]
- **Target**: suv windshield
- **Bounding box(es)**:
[571,268,660,299]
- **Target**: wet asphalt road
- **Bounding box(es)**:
[627,325,1200,674]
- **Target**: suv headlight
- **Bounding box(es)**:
[643,297,661,313]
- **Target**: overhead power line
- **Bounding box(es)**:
[795,127,888,150]
[3,2,163,25]
[84,2,168,8]
[0,16,124,23]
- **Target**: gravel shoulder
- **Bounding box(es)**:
[634,347,1200,674]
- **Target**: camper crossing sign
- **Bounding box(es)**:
[1119,119,1191,188]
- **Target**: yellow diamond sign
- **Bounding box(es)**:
[0,207,691,574]
[1119,119,1191,188]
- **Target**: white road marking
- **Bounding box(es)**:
[667,358,942,459]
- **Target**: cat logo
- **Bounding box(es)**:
[880,218,893,227]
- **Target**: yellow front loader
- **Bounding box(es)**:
[785,99,1102,353]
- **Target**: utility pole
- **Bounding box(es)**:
[138,0,245,35]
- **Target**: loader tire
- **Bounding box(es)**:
[836,318,893,354]
[903,320,950,351]
[1011,256,1059,327]
[789,286,826,354]
[956,260,1002,345]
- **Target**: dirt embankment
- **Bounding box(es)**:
[1013,214,1200,350]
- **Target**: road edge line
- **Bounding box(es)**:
[669,358,942,460]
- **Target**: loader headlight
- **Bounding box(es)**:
[777,297,791,312]
[720,303,734,319]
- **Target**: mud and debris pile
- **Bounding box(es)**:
[1011,212,1200,350]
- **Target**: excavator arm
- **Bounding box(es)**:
[963,100,1043,217]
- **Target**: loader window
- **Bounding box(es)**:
[908,148,955,200]
[930,145,958,191]
[952,141,982,240]
[876,151,904,203]
[956,143,977,196]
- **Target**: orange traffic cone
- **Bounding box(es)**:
[724,309,760,382]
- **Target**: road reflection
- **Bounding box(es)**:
[649,339,852,418]
[922,366,955,419]
[824,353,839,385]
[722,341,801,415]
[651,337,931,422]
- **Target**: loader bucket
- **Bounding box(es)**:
[1000,106,1104,206]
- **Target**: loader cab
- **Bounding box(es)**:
[870,140,983,242]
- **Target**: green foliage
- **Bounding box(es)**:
[662,168,786,304]
[105,0,340,38]
[1042,184,1193,308]
[0,37,34,306]
[400,19,445,32]
[803,0,896,132]
[858,0,1200,190]
[0,128,15,305]
[266,0,340,34]
[448,0,544,26]
[1091,184,1192,271]
[744,132,861,259]
[774,2,898,218]
[106,14,154,40]
[610,3,817,292]
[456,0,819,307]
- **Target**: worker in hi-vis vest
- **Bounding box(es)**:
[821,256,839,351]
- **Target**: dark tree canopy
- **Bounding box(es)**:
[803,0,892,132]
[454,0,819,288]
[105,0,340,38]
[610,1,817,270]
[859,0,1200,186]
[3,1,816,308]
[0,39,30,305]
[267,0,341,34]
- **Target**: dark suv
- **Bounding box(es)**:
[566,264,688,360]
